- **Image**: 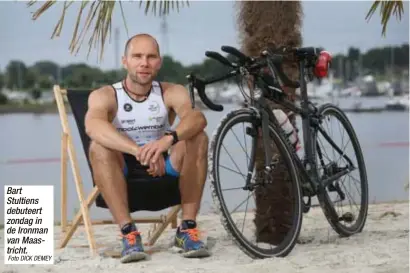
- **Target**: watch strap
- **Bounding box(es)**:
[165,130,178,145]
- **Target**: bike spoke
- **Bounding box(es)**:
[340,180,360,212]
[242,123,250,166]
[220,164,247,179]
[230,127,250,163]
[222,186,248,192]
[241,192,251,233]
[230,194,253,214]
[222,144,246,182]
[346,173,363,198]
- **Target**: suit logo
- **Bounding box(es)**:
[124,103,132,112]
[121,119,135,125]
[148,101,160,114]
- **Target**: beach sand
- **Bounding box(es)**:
[1,202,409,273]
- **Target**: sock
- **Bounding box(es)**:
[180,219,197,230]
[121,222,137,235]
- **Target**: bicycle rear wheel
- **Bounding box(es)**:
[313,103,369,236]
[209,108,303,258]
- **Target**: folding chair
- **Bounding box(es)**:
[53,85,181,256]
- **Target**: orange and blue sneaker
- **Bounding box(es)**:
[173,220,211,258]
[120,224,149,263]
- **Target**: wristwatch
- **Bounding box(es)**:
[164,130,179,145]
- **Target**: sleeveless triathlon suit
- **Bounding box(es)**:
[95,80,181,212]
[111,80,179,178]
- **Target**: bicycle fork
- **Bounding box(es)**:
[242,106,275,190]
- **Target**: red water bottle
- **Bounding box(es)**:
[314,51,332,78]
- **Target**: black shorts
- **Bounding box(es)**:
[95,153,181,212]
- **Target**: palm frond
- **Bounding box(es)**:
[366,0,404,36]
[26,0,189,60]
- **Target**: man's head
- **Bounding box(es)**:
[122,33,162,86]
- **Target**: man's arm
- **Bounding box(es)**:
[137,84,207,165]
[164,84,207,141]
[84,87,139,155]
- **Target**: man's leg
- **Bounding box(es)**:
[89,141,130,226]
[167,130,210,257]
[168,130,208,220]
[89,141,148,263]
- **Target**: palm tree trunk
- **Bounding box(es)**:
[236,0,303,244]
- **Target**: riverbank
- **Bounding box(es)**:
[0,100,210,114]
[1,201,408,272]
[0,103,60,114]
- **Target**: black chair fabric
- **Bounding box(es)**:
[66,89,181,212]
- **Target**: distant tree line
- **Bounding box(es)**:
[331,43,409,82]
[0,43,408,91]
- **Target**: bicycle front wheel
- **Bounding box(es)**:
[209,108,303,258]
[313,103,369,236]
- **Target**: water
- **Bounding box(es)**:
[0,104,409,224]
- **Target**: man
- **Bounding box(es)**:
[84,33,210,263]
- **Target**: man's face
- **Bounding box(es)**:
[122,37,162,86]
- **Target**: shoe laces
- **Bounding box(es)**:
[121,230,141,246]
[182,228,200,242]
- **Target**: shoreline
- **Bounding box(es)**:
[1,201,408,273]
[0,199,408,230]
[0,103,60,114]
[0,101,210,115]
[0,103,408,115]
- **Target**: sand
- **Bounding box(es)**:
[1,202,409,273]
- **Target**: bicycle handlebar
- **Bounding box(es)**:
[188,45,329,111]
[205,51,235,68]
[187,70,237,112]
[221,45,253,64]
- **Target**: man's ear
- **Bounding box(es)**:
[158,56,163,69]
[121,56,127,70]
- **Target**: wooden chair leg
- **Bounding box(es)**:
[61,132,68,233]
[59,187,99,249]
[171,214,178,229]
[147,205,181,246]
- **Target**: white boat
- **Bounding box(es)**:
[385,94,409,111]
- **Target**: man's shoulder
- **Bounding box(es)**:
[91,84,116,97]
[157,81,187,94]
[88,84,117,108]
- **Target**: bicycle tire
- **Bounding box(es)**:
[314,103,369,236]
[208,108,303,258]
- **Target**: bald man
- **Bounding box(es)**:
[85,33,210,263]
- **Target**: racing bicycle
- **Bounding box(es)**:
[186,45,368,259]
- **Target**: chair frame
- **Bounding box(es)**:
[53,85,181,256]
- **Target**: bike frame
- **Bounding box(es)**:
[187,54,355,194]
[249,58,354,193]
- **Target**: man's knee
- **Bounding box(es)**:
[187,130,208,158]
[170,131,208,170]
[89,141,120,165]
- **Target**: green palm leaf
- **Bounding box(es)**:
[26,0,189,60]
[366,0,404,36]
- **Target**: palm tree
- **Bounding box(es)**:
[235,0,302,244]
[26,0,190,60]
[26,0,404,244]
[365,0,406,36]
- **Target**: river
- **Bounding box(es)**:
[0,103,408,224]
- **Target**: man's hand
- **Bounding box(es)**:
[147,156,166,177]
[137,135,173,166]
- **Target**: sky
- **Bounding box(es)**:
[0,1,409,72]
